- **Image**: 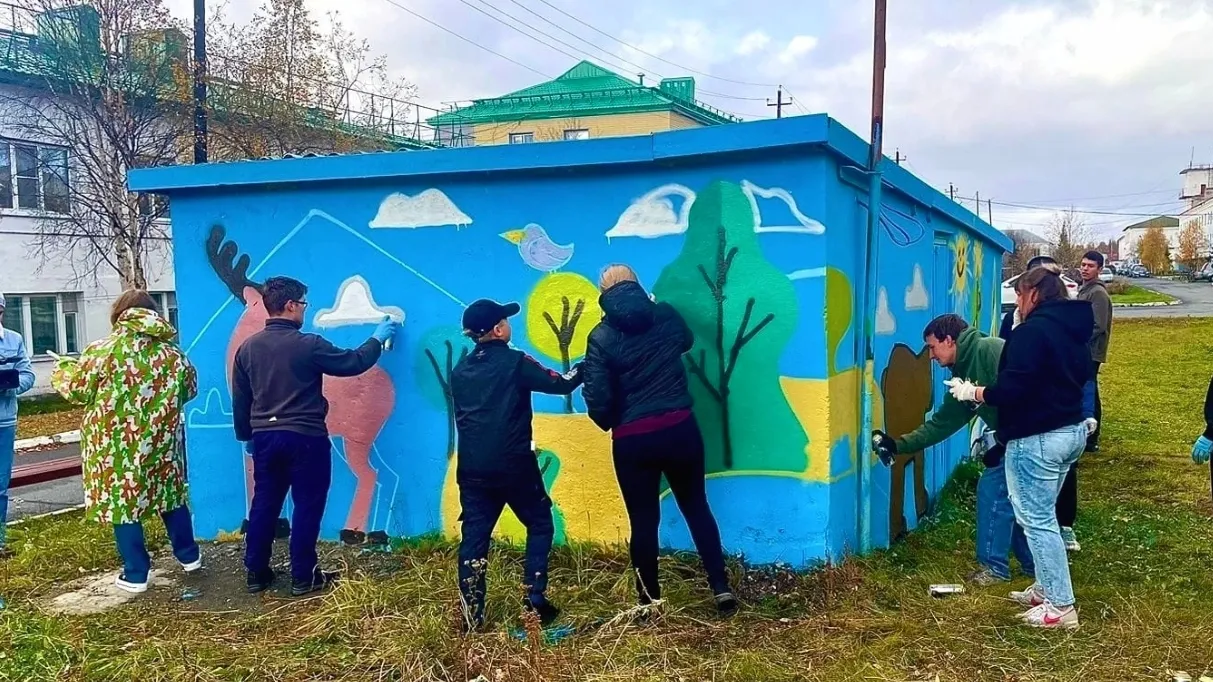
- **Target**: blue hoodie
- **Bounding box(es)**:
[0,326,36,428]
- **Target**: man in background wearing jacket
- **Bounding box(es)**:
[0,294,36,558]
[451,299,583,633]
[1077,250,1112,453]
[232,276,398,597]
[873,314,1034,585]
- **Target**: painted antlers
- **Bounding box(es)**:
[206,225,261,302]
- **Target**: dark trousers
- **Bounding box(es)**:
[457,468,554,625]
[1055,466,1078,527]
[244,430,333,584]
[1087,361,1102,449]
[113,505,200,583]
[612,417,730,602]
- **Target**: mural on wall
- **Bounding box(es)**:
[880,343,934,541]
[653,180,807,473]
[205,226,398,545]
[415,326,472,458]
[156,121,1007,568]
[970,240,985,324]
[950,232,972,316]
[526,273,602,413]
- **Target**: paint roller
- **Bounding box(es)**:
[382,311,405,351]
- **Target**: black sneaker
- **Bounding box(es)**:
[523,597,562,627]
[714,592,739,619]
[247,568,276,594]
[292,570,339,597]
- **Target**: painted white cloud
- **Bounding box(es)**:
[369,189,472,229]
[905,265,930,311]
[735,30,771,56]
[875,287,896,335]
[779,35,819,64]
[742,181,826,234]
[313,276,405,328]
[606,184,695,239]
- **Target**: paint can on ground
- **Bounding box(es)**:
[1169,672,1192,682]
[928,584,965,598]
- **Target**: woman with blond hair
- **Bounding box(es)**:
[52,289,201,593]
[582,264,737,617]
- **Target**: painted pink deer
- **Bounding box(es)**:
[206,226,396,545]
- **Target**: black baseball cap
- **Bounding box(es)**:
[1026,254,1057,270]
[462,299,520,337]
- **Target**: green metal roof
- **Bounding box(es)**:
[1122,216,1179,232]
[427,61,739,127]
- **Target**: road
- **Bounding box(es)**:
[7,443,84,522]
[1113,277,1213,318]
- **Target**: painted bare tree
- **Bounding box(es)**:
[417,330,471,458]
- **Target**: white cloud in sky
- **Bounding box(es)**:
[778,35,819,64]
[735,31,771,56]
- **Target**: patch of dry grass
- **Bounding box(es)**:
[2,318,1212,681]
[15,409,84,441]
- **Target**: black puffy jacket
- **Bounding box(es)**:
[582,281,694,432]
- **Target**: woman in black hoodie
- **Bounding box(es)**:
[582,264,737,617]
[951,267,1092,629]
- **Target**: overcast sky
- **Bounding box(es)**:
[165,0,1213,240]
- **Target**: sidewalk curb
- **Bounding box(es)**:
[5,503,85,526]
[15,430,81,452]
[1113,299,1182,308]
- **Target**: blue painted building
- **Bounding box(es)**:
[130,115,1010,566]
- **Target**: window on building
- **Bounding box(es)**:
[563,129,590,141]
[508,132,534,144]
[152,291,179,333]
[137,193,170,219]
[0,140,70,213]
[0,292,82,356]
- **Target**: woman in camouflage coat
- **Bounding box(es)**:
[52,290,202,593]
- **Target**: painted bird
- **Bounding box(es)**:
[500,223,574,272]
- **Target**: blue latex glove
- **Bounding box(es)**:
[1192,436,1213,465]
[372,316,399,345]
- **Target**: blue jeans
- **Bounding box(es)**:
[245,431,332,584]
[113,505,201,583]
[457,468,554,625]
[1006,424,1086,607]
[0,424,14,547]
[976,460,1034,580]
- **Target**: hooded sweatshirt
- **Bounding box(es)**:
[582,281,695,435]
[983,298,1094,441]
[896,327,1003,453]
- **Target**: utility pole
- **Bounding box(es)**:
[988,198,993,225]
[192,0,208,164]
[949,183,956,201]
[894,148,903,165]
[975,190,981,216]
[857,0,887,556]
[767,85,792,119]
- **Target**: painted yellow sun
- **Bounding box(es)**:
[951,233,971,295]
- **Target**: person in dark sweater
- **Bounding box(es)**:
[232,276,398,597]
[450,299,583,632]
[581,265,737,618]
[950,268,1092,629]
[1189,380,1213,502]
[999,255,1089,553]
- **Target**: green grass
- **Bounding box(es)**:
[3,319,1213,680]
[1109,285,1177,305]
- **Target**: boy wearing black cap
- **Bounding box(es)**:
[451,298,583,631]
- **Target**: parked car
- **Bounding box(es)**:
[1002,272,1079,310]
[1098,269,1115,283]
[1128,265,1150,278]
[1192,262,1213,283]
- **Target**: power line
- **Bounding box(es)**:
[377,0,552,79]
[528,0,778,89]
[955,195,1182,217]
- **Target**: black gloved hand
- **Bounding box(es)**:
[983,442,1006,469]
[872,430,898,467]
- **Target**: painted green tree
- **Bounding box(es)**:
[415,326,473,458]
[654,180,807,473]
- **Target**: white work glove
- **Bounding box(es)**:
[1083,418,1098,436]
[945,377,979,403]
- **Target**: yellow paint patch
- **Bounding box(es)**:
[780,364,883,483]
[441,413,628,545]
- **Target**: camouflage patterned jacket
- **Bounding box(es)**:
[51,308,197,524]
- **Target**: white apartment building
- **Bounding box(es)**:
[1176,166,1213,255]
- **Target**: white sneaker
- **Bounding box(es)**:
[180,555,203,573]
[115,574,149,594]
[1060,527,1081,552]
[1010,582,1046,607]
[1022,603,1079,629]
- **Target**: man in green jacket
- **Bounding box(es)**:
[1077,250,1112,453]
[873,314,1034,585]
